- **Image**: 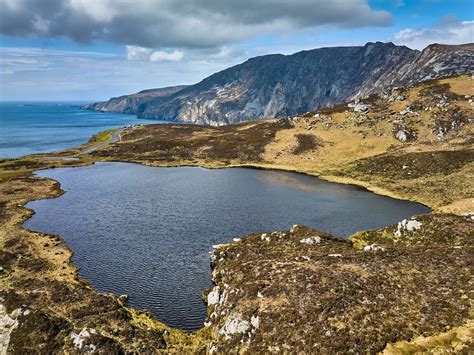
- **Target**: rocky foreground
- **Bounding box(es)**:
[207,216,473,353]
[0,75,473,353]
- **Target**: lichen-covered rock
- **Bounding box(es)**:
[70,328,96,352]
[393,122,417,142]
[300,235,321,245]
[0,304,19,354]
[394,218,423,236]
[219,313,250,340]
[363,243,385,251]
[349,102,370,113]
[207,286,220,306]
[250,315,260,330]
[395,129,408,142]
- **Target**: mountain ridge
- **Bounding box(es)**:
[84,42,473,124]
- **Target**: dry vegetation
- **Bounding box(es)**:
[0,75,472,353]
[207,218,473,353]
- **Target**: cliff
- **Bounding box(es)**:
[83,85,189,114]
[86,43,473,125]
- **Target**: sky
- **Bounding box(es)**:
[0,0,472,101]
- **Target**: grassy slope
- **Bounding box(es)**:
[0,75,472,353]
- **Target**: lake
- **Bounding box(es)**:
[24,162,430,331]
[0,102,156,158]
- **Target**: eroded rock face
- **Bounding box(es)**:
[87,43,473,125]
[219,313,250,340]
[0,304,19,354]
[205,218,473,353]
[131,42,421,124]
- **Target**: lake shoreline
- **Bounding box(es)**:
[23,162,430,330]
[1,75,472,352]
[0,128,466,352]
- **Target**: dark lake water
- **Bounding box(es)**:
[24,162,430,331]
[0,102,157,158]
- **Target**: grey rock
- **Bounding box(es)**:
[350,103,370,112]
[87,43,474,125]
[395,130,408,142]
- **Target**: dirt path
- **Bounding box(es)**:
[39,127,124,161]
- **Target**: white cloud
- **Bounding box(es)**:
[126,46,184,62]
[126,45,152,61]
[394,18,474,50]
[0,46,233,100]
[1,0,19,10]
[149,50,184,62]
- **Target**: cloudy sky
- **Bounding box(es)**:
[0,0,472,101]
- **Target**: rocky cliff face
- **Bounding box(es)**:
[83,85,188,114]
[395,43,474,85]
[86,42,473,124]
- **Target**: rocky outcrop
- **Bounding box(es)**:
[86,43,473,125]
[205,217,473,353]
[395,44,474,85]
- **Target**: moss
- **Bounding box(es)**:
[89,129,115,144]
[292,134,323,154]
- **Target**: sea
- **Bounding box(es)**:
[0,102,158,159]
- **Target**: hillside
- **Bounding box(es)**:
[92,75,473,212]
[0,75,472,353]
[86,42,473,125]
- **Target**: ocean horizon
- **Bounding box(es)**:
[0,101,159,158]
